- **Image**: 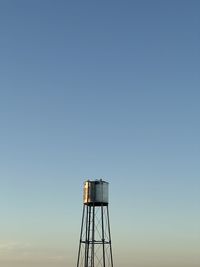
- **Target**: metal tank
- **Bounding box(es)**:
[83,179,109,206]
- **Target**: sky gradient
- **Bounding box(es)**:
[0,1,200,266]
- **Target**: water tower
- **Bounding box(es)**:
[76,179,113,267]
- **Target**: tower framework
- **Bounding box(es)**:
[77,180,113,267]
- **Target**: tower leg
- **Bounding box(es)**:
[84,205,89,267]
[77,205,85,267]
[91,205,95,267]
[101,205,106,267]
[107,206,113,267]
[86,205,92,267]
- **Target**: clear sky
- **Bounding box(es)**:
[0,0,199,266]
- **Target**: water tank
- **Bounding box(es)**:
[83,179,109,206]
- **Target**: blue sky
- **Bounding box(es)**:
[0,1,199,266]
